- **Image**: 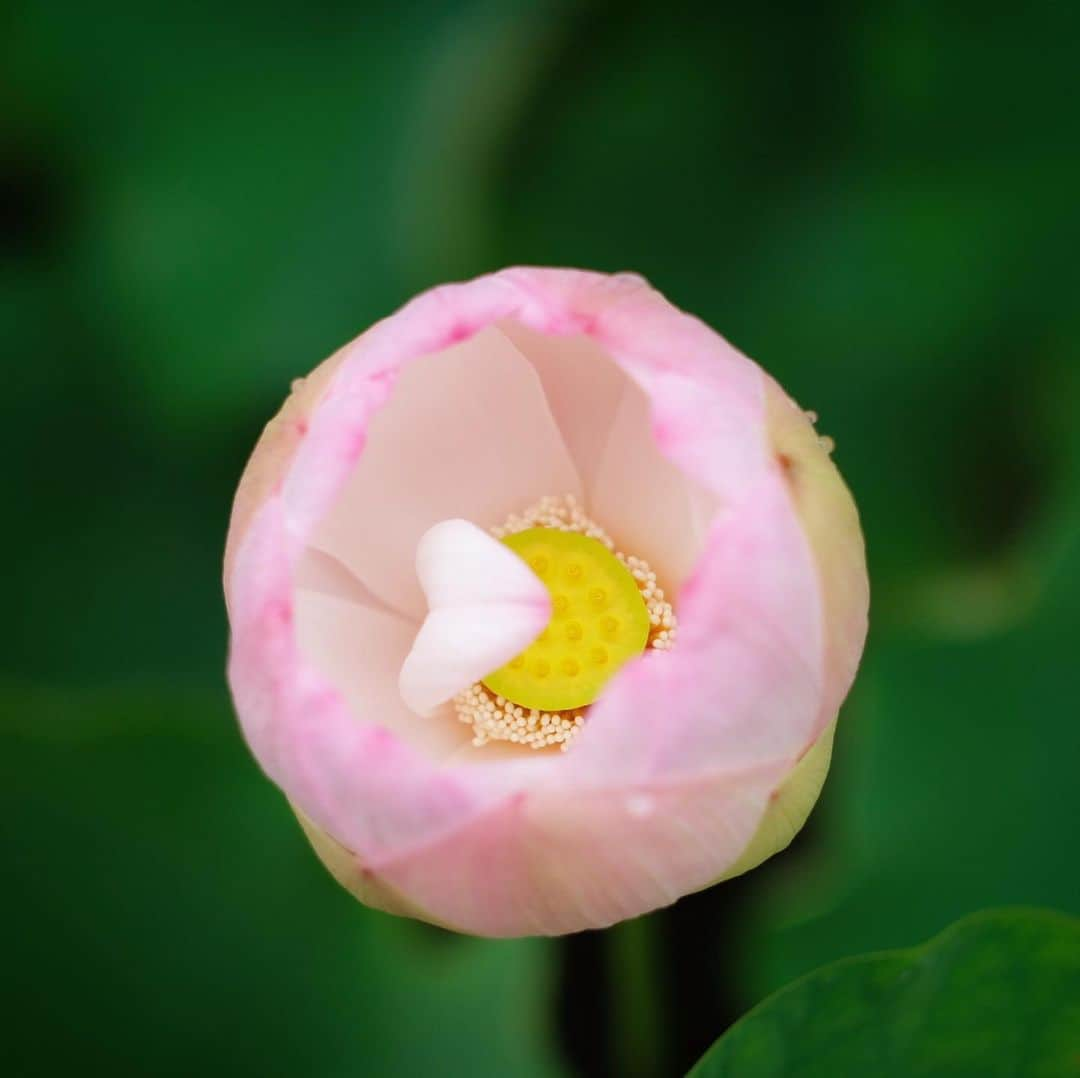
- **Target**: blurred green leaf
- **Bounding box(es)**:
[735,519,1080,999]
[0,682,567,1078]
[690,909,1080,1078]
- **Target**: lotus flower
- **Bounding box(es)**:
[224,267,868,937]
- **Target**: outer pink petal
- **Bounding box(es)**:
[368,759,791,937]
[225,267,867,936]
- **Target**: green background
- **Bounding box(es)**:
[3,2,1078,1075]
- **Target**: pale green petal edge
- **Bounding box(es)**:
[715,720,836,884]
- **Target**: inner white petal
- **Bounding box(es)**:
[308,326,584,620]
[293,545,410,620]
[498,320,630,501]
[398,519,551,717]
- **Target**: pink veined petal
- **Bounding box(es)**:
[367,756,790,936]
[496,320,629,501]
[294,586,472,759]
[582,467,824,777]
[307,325,583,619]
[499,317,720,588]
[587,379,720,593]
[398,519,552,716]
[292,544,406,617]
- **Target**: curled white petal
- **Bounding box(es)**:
[398,519,551,716]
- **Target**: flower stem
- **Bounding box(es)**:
[608,913,666,1078]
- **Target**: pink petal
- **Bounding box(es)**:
[306,325,582,619]
[398,519,552,716]
[500,318,720,589]
[292,544,405,616]
[566,469,825,788]
[367,758,790,936]
[587,379,720,592]
[294,586,472,759]
[497,320,629,494]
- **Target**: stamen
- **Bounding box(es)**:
[454,495,677,752]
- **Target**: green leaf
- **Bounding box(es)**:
[690,909,1080,1078]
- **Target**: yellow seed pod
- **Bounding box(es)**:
[483,528,651,711]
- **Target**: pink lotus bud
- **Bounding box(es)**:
[224,267,868,936]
